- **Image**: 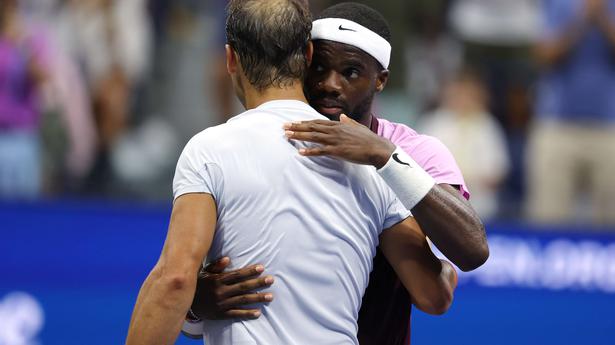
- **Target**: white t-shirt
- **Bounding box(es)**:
[173,100,410,345]
[421,109,509,219]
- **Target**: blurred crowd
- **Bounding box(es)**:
[1,0,614,227]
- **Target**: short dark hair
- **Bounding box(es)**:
[316,2,391,42]
[226,0,312,91]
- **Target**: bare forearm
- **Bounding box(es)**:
[371,147,488,271]
[412,184,488,271]
[440,259,458,290]
[381,223,455,315]
[126,194,216,343]
[409,259,457,315]
[126,269,196,345]
[408,256,454,315]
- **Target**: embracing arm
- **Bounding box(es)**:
[413,184,487,271]
[284,115,488,271]
[125,193,217,345]
[380,217,457,315]
[189,258,275,321]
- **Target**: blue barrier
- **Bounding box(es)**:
[1,200,613,345]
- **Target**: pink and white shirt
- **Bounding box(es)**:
[375,116,470,200]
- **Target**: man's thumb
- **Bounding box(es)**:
[203,256,231,274]
[340,114,358,125]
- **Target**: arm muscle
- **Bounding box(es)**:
[379,217,457,315]
[126,193,217,345]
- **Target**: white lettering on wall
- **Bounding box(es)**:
[455,235,615,293]
[0,292,44,345]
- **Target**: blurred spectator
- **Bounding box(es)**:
[527,0,615,225]
[0,0,51,198]
[148,0,217,141]
[422,69,510,220]
[55,0,152,191]
[450,0,541,46]
[449,0,541,218]
[21,0,97,191]
[210,0,237,123]
[110,0,209,199]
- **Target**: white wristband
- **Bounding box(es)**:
[377,147,436,210]
[181,319,204,339]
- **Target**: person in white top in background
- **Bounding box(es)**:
[125,0,457,344]
[421,69,510,220]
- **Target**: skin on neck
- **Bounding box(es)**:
[226,42,313,110]
[243,79,309,110]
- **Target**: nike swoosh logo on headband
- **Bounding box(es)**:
[338,25,357,32]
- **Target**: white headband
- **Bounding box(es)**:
[311,18,391,69]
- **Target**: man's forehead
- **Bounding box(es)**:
[314,40,371,59]
[313,39,381,67]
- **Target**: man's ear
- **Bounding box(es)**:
[226,44,237,75]
[306,40,314,67]
[376,69,389,93]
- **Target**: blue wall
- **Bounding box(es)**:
[1,201,613,345]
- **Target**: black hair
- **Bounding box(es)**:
[316,2,391,42]
[226,0,312,91]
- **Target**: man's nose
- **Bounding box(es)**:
[318,71,343,95]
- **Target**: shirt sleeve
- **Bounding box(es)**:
[382,196,412,230]
[379,119,471,200]
[399,135,471,200]
[172,136,223,201]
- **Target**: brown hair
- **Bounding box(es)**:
[226,0,312,91]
